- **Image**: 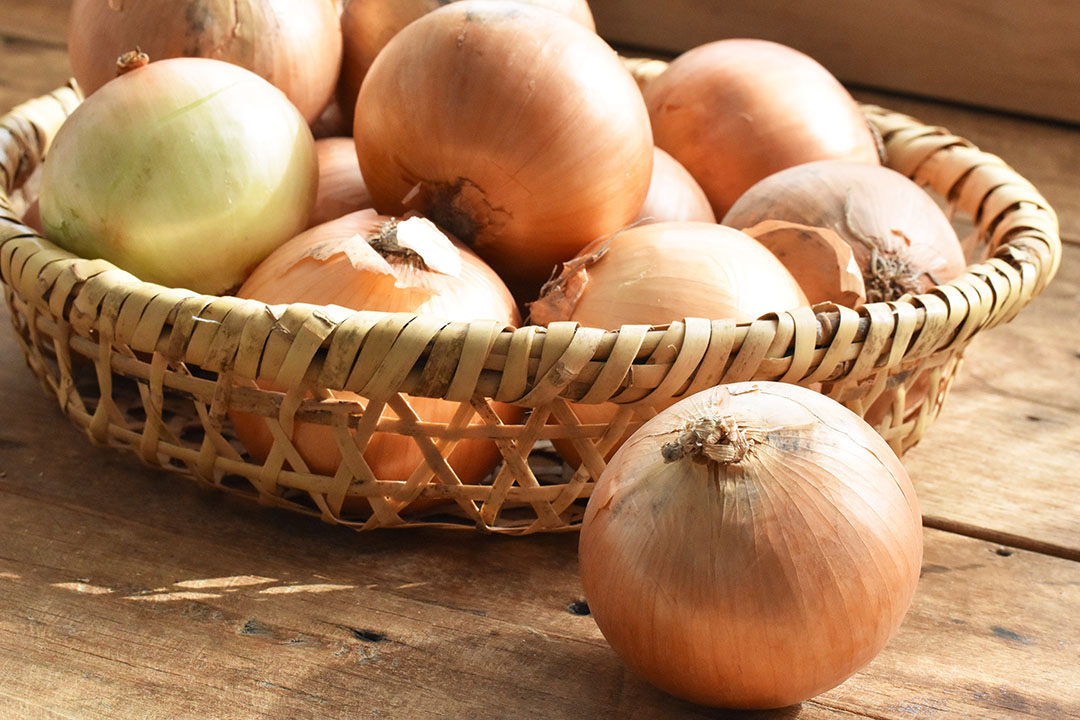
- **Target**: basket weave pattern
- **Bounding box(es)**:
[0,74,1061,534]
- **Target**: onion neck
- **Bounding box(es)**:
[661,416,754,466]
[369,219,428,268]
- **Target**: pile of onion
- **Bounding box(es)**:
[353,1,653,299]
[644,39,881,218]
[38,57,318,296]
[529,221,808,467]
[67,0,343,124]
[723,160,968,304]
[337,0,595,125]
[230,209,521,513]
[579,381,923,709]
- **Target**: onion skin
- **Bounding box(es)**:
[310,137,374,227]
[529,221,808,468]
[67,0,343,123]
[39,58,317,296]
[723,161,967,303]
[337,0,595,125]
[579,381,923,709]
[742,220,866,307]
[644,39,881,218]
[230,210,521,514]
[635,147,716,225]
[354,1,653,300]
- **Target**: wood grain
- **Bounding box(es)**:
[589,0,1080,124]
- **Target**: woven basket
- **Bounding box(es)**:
[0,67,1061,534]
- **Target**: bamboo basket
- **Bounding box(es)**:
[0,66,1061,534]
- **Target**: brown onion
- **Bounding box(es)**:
[337,0,595,125]
[529,221,808,467]
[230,210,521,513]
[635,147,716,225]
[723,160,967,303]
[310,137,374,227]
[354,1,653,299]
[579,381,923,709]
[644,39,881,218]
[67,0,343,123]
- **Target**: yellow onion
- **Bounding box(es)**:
[742,220,866,307]
[230,210,521,514]
[39,58,317,296]
[635,147,716,225]
[310,137,374,227]
[529,221,808,467]
[723,160,967,303]
[580,381,923,709]
[67,0,343,123]
[644,39,881,218]
[354,1,653,299]
[337,0,595,125]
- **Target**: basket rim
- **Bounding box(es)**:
[0,79,1063,408]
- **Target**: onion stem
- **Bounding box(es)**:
[660,416,755,465]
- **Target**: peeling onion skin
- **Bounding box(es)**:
[354,1,653,300]
[337,0,595,126]
[68,0,343,124]
[644,39,880,219]
[579,382,923,709]
[722,161,967,303]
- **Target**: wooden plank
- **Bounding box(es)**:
[0,0,70,45]
[903,242,1080,555]
[0,34,72,115]
[589,0,1080,125]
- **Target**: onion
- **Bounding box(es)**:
[354,1,653,299]
[644,39,881,218]
[579,381,923,709]
[723,160,967,303]
[230,210,521,513]
[529,221,808,467]
[742,220,866,307]
[67,0,343,124]
[337,0,595,125]
[39,58,317,296]
[635,147,716,225]
[310,137,374,227]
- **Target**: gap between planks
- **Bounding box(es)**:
[922,514,1080,563]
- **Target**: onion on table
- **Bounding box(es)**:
[529,221,808,467]
[644,38,881,218]
[353,0,653,300]
[579,381,924,709]
[67,0,343,124]
[230,210,522,514]
[38,57,318,296]
[337,0,595,125]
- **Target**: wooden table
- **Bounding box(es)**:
[1,3,1077,718]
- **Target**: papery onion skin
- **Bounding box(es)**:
[529,221,808,468]
[635,147,716,225]
[39,58,317,296]
[337,0,595,125]
[722,160,967,303]
[310,137,375,227]
[230,210,521,513]
[579,381,923,709]
[644,39,881,219]
[354,1,653,300]
[67,0,343,123]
